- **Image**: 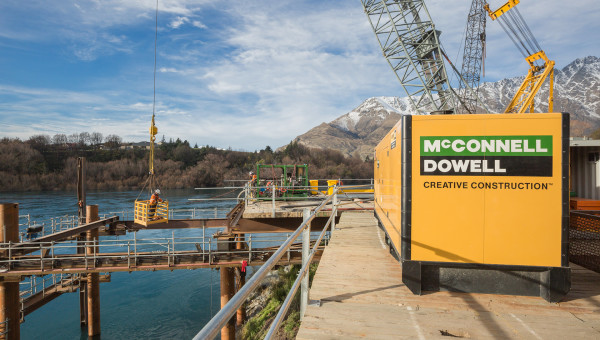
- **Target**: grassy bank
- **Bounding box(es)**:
[242,264,318,339]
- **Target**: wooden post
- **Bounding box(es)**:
[0,203,21,340]
[77,157,86,225]
[86,205,100,337]
[220,267,235,340]
[77,157,87,327]
[236,235,246,326]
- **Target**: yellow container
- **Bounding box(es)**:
[326,180,338,195]
[309,180,319,195]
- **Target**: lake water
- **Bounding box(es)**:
[1,188,242,339]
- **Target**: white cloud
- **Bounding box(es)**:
[159,67,180,73]
[169,16,189,29]
[0,0,598,151]
[192,20,207,29]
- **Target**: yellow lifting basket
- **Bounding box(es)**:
[134,200,169,226]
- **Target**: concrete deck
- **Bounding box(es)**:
[297,211,600,339]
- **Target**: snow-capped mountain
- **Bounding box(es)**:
[293,56,600,159]
[478,56,600,135]
[330,97,414,136]
[293,97,412,159]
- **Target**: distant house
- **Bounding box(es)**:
[119,142,162,150]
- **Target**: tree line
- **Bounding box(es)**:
[0,133,373,192]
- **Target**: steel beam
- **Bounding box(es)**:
[117,219,229,231]
[115,216,337,233]
[21,274,110,319]
[1,248,322,277]
[13,217,118,256]
[235,217,334,233]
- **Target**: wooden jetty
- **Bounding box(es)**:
[297,211,600,339]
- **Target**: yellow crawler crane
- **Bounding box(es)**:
[485,0,555,113]
[134,114,169,226]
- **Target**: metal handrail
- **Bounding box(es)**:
[192,187,340,340]
[265,203,335,338]
[16,207,233,242]
[0,235,324,263]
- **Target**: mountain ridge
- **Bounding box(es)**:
[292,56,600,159]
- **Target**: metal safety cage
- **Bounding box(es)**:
[133,200,169,226]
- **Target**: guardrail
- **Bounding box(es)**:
[0,233,328,272]
[17,207,233,242]
[192,185,350,339]
[19,273,77,300]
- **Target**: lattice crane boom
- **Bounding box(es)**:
[360,0,456,114]
[457,0,487,114]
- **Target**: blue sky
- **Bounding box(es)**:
[0,0,598,150]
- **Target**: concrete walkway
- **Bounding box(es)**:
[297,211,600,339]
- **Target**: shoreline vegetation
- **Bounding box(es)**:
[241,264,318,339]
[0,134,373,192]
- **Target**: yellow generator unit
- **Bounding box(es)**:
[374,113,570,302]
[134,200,169,226]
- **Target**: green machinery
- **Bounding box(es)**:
[255,164,309,199]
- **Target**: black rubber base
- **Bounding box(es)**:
[402,260,571,303]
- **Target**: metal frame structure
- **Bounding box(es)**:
[457,0,487,114]
[255,164,309,199]
[0,234,326,276]
[192,185,344,340]
[360,0,456,114]
[484,0,555,113]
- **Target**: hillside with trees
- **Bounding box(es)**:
[0,133,373,192]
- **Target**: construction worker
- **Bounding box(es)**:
[249,171,257,198]
[149,189,163,220]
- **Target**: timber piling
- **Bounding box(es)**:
[0,203,20,340]
[85,205,100,337]
[220,267,236,340]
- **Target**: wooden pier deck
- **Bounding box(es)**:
[297,211,600,339]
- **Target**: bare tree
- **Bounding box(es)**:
[52,134,68,145]
[68,133,79,144]
[79,132,91,146]
[26,135,51,152]
[104,134,122,149]
[90,132,103,146]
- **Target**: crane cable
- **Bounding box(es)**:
[137,0,160,201]
[496,6,541,66]
[149,0,159,195]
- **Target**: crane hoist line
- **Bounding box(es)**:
[484,0,555,114]
[133,0,170,227]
